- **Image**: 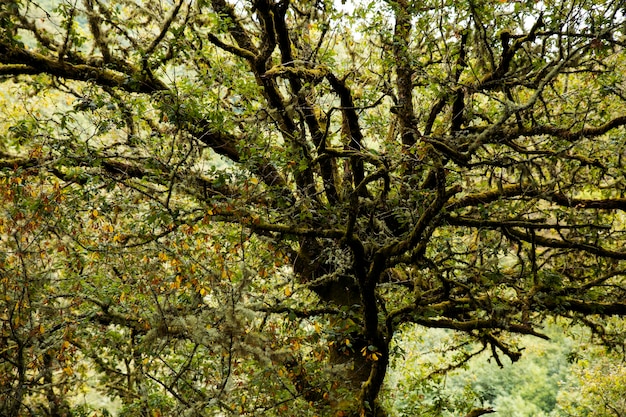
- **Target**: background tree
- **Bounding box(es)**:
[383,323,574,417]
[2,0,626,416]
[554,319,626,417]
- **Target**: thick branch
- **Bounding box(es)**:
[478,14,544,90]
[392,0,418,147]
[448,185,521,210]
[253,305,342,318]
[144,0,184,59]
[540,298,626,316]
[410,316,549,339]
[207,33,256,61]
[210,0,258,57]
[0,44,167,93]
[327,72,366,197]
[525,116,626,141]
[506,227,626,259]
[84,0,112,62]
[266,3,339,203]
[446,215,612,231]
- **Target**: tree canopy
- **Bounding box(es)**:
[2,0,626,416]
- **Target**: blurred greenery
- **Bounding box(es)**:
[383,322,626,417]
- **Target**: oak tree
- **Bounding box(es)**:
[2,0,626,416]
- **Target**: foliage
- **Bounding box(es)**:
[2,0,626,416]
[554,320,626,417]
[385,322,626,417]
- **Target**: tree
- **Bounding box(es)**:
[382,323,574,416]
[2,0,626,415]
[555,319,626,417]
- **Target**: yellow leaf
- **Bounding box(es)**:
[170,275,182,289]
[284,287,292,297]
